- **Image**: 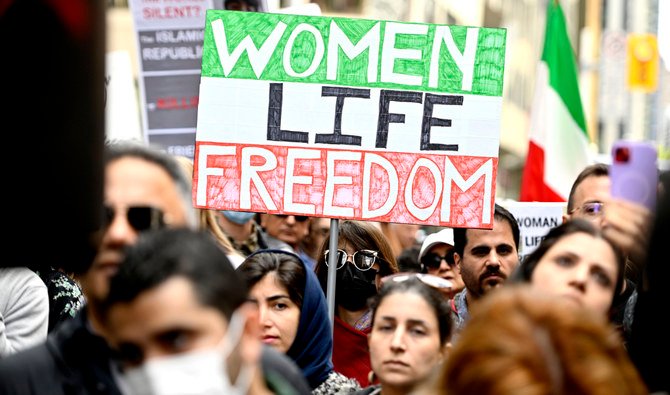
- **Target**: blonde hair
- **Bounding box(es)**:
[174,156,244,261]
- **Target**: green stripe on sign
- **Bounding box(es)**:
[201,10,506,97]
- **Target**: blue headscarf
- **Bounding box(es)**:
[246,249,333,389]
[287,255,333,389]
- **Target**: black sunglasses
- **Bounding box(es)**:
[324,249,378,271]
[420,252,455,269]
[275,214,309,222]
[103,205,165,232]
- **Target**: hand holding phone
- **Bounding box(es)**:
[610,140,659,211]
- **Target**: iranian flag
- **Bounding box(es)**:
[520,1,591,202]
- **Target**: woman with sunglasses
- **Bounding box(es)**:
[417,228,464,299]
[314,220,399,387]
[237,249,362,394]
[353,274,453,395]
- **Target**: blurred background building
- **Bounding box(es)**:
[105,0,669,200]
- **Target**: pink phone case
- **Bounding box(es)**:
[610,140,658,210]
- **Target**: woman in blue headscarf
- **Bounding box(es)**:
[238,249,361,394]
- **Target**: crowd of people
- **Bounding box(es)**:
[0,139,667,395]
[1,0,668,393]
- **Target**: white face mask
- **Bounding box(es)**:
[117,311,252,395]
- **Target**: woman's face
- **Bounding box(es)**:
[368,292,445,392]
[249,273,300,353]
[530,233,618,316]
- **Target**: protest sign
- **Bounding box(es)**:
[129,0,215,158]
[499,200,566,260]
[194,11,507,228]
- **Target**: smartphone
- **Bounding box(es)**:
[610,140,659,210]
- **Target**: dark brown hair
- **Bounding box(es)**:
[567,163,609,212]
[314,220,398,292]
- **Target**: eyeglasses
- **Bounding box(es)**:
[103,205,165,232]
[275,214,309,222]
[324,249,378,271]
[420,252,455,269]
[381,272,453,290]
[569,202,604,218]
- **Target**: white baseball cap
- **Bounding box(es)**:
[418,228,455,260]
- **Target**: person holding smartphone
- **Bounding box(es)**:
[564,141,659,346]
[565,163,655,271]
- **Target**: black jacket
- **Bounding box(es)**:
[0,308,121,395]
[0,308,312,395]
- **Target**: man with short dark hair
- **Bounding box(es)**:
[0,142,198,395]
[451,204,520,335]
[102,228,311,395]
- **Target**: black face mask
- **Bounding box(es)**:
[335,263,378,311]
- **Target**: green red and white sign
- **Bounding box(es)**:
[194,10,507,228]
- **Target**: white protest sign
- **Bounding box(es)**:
[194,11,507,228]
[499,200,566,259]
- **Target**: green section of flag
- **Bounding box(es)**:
[201,10,506,96]
[541,3,588,137]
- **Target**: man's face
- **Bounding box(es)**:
[567,175,610,228]
[455,219,519,299]
[260,214,310,249]
[104,277,228,368]
[80,157,190,306]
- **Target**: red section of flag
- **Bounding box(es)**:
[520,141,563,202]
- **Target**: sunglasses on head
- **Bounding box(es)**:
[275,214,309,222]
[381,272,453,291]
[103,205,166,232]
[324,249,379,271]
[420,251,455,269]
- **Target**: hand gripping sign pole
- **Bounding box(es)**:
[326,218,340,334]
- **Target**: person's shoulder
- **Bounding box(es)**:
[0,266,46,289]
[264,233,293,252]
[351,384,381,395]
[312,371,362,395]
[261,346,312,395]
[227,252,246,269]
[0,341,64,394]
[452,289,469,313]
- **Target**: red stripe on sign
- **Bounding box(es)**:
[193,142,498,229]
